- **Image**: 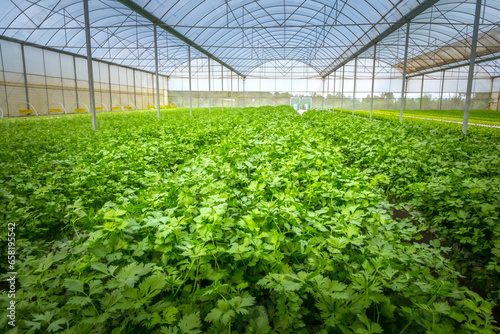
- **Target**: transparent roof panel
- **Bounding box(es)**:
[0,0,499,77]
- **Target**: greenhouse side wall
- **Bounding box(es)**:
[0,39,168,117]
[166,58,495,111]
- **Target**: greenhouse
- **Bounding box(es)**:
[0,0,500,333]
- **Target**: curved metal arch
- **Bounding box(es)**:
[175,0,379,49]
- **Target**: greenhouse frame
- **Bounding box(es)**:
[1,1,500,333]
[0,0,499,133]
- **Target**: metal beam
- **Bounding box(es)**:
[406,53,500,78]
[242,78,246,107]
[321,0,439,78]
[439,70,445,111]
[322,78,325,110]
[340,65,344,112]
[326,75,329,109]
[333,70,336,110]
[116,0,245,78]
[208,57,211,114]
[20,44,29,110]
[352,57,357,116]
[463,0,483,135]
[0,41,9,116]
[155,24,160,119]
[189,46,192,116]
[370,44,377,119]
[419,75,424,110]
[108,63,112,110]
[83,0,97,131]
[221,64,224,111]
[400,22,410,123]
[133,69,136,109]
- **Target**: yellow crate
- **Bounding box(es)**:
[112,107,121,110]
[19,109,32,114]
[146,105,155,109]
[74,108,86,112]
[96,107,105,111]
[123,106,133,110]
[49,108,62,113]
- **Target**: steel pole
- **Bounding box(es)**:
[419,75,424,110]
[463,0,483,135]
[322,78,325,110]
[333,71,336,110]
[221,64,224,111]
[208,57,211,114]
[108,64,112,110]
[439,70,445,111]
[352,57,357,116]
[341,66,345,112]
[370,44,377,119]
[73,56,79,108]
[326,75,330,109]
[83,0,97,130]
[20,44,30,110]
[188,46,192,116]
[241,78,246,108]
[400,21,410,123]
[154,24,161,119]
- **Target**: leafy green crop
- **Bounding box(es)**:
[0,107,497,333]
[304,110,500,301]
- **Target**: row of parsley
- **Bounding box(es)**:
[0,106,497,332]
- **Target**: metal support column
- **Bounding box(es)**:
[208,57,211,114]
[242,78,246,107]
[154,24,161,119]
[370,44,377,119]
[497,83,500,111]
[340,66,345,112]
[73,55,79,108]
[400,21,410,123]
[231,70,233,109]
[188,46,192,116]
[221,64,224,111]
[108,64,112,111]
[333,71,336,110]
[133,69,137,109]
[322,78,325,110]
[83,0,97,130]
[419,75,424,110]
[42,50,50,114]
[326,75,330,109]
[352,57,357,116]
[463,0,482,135]
[21,44,30,110]
[58,53,65,110]
[439,71,445,111]
[0,42,10,116]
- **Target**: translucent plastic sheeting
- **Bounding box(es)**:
[0,0,428,76]
[0,0,499,111]
[0,38,168,116]
[168,52,493,110]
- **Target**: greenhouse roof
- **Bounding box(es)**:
[0,0,499,77]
